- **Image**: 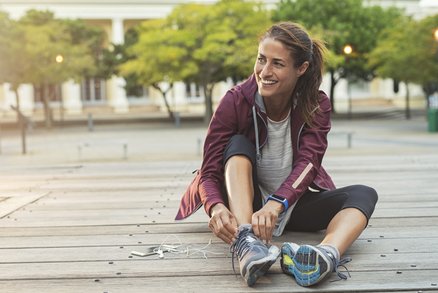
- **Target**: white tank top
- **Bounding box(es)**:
[256,110,296,236]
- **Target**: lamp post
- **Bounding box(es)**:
[343,45,353,119]
[55,54,64,123]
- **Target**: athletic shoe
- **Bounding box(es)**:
[230,224,280,286]
[282,244,351,286]
[280,242,300,275]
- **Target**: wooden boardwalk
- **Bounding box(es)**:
[0,126,438,292]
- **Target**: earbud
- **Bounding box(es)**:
[157,249,164,259]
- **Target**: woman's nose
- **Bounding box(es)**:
[260,63,272,76]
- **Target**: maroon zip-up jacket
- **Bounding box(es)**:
[175,74,335,221]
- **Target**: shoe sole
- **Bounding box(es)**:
[244,245,280,286]
[280,242,299,276]
[283,245,331,287]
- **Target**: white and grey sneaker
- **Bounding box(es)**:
[230,224,280,286]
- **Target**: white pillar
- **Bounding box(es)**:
[334,79,349,113]
[18,84,34,115]
[62,80,82,114]
[108,18,129,113]
[107,75,129,113]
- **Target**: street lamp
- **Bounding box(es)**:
[55,54,64,63]
[343,44,353,55]
[434,28,438,41]
[55,54,64,123]
[343,45,353,119]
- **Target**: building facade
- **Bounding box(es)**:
[0,0,437,118]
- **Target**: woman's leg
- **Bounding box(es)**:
[319,207,367,256]
[222,135,278,287]
[281,185,378,286]
[285,184,378,252]
[225,155,254,225]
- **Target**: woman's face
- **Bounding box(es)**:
[254,37,308,102]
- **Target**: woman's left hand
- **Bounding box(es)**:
[251,201,283,243]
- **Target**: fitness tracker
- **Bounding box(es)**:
[267,194,289,211]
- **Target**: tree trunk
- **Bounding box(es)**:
[12,86,26,154]
[405,82,411,120]
[12,86,21,123]
[329,70,338,113]
[153,83,174,121]
[203,83,215,124]
[42,84,53,129]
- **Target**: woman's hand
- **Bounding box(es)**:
[208,203,238,244]
[252,201,283,243]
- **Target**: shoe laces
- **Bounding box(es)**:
[230,228,252,275]
[331,256,352,282]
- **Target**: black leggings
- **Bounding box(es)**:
[223,134,378,232]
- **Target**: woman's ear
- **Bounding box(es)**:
[297,61,309,77]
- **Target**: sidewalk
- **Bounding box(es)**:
[0,110,436,167]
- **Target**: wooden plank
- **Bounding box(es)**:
[0,232,437,254]
[0,270,437,293]
[0,223,208,237]
[0,193,48,218]
[0,236,436,263]
[0,253,437,280]
[0,219,437,238]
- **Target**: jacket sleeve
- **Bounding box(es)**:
[274,93,332,206]
[198,91,240,216]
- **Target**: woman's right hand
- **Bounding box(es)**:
[208,203,238,244]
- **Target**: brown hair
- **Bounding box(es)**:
[260,22,326,126]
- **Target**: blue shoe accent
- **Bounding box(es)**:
[287,244,352,287]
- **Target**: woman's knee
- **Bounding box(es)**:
[225,154,252,171]
[356,184,378,205]
[223,135,256,167]
[345,184,378,219]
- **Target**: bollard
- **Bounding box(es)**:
[197,137,202,156]
[174,112,180,128]
[88,113,94,132]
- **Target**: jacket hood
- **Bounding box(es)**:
[232,74,259,106]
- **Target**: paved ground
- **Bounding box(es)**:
[1,111,436,167]
[0,112,437,292]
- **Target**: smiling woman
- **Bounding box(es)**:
[176,21,378,288]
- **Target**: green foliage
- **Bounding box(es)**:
[0,11,30,91]
[120,18,197,86]
[63,19,107,78]
[121,0,271,121]
[19,10,96,85]
[369,14,438,90]
[272,0,403,111]
[0,9,106,127]
[274,0,402,77]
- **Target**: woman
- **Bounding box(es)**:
[175,22,378,287]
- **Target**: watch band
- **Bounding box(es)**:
[267,194,289,211]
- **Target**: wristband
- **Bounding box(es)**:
[267,194,289,211]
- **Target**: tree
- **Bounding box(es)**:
[272,0,402,112]
[178,0,271,122]
[63,18,107,79]
[121,0,270,123]
[120,18,198,121]
[18,10,97,128]
[416,15,438,102]
[368,14,438,118]
[0,11,31,118]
